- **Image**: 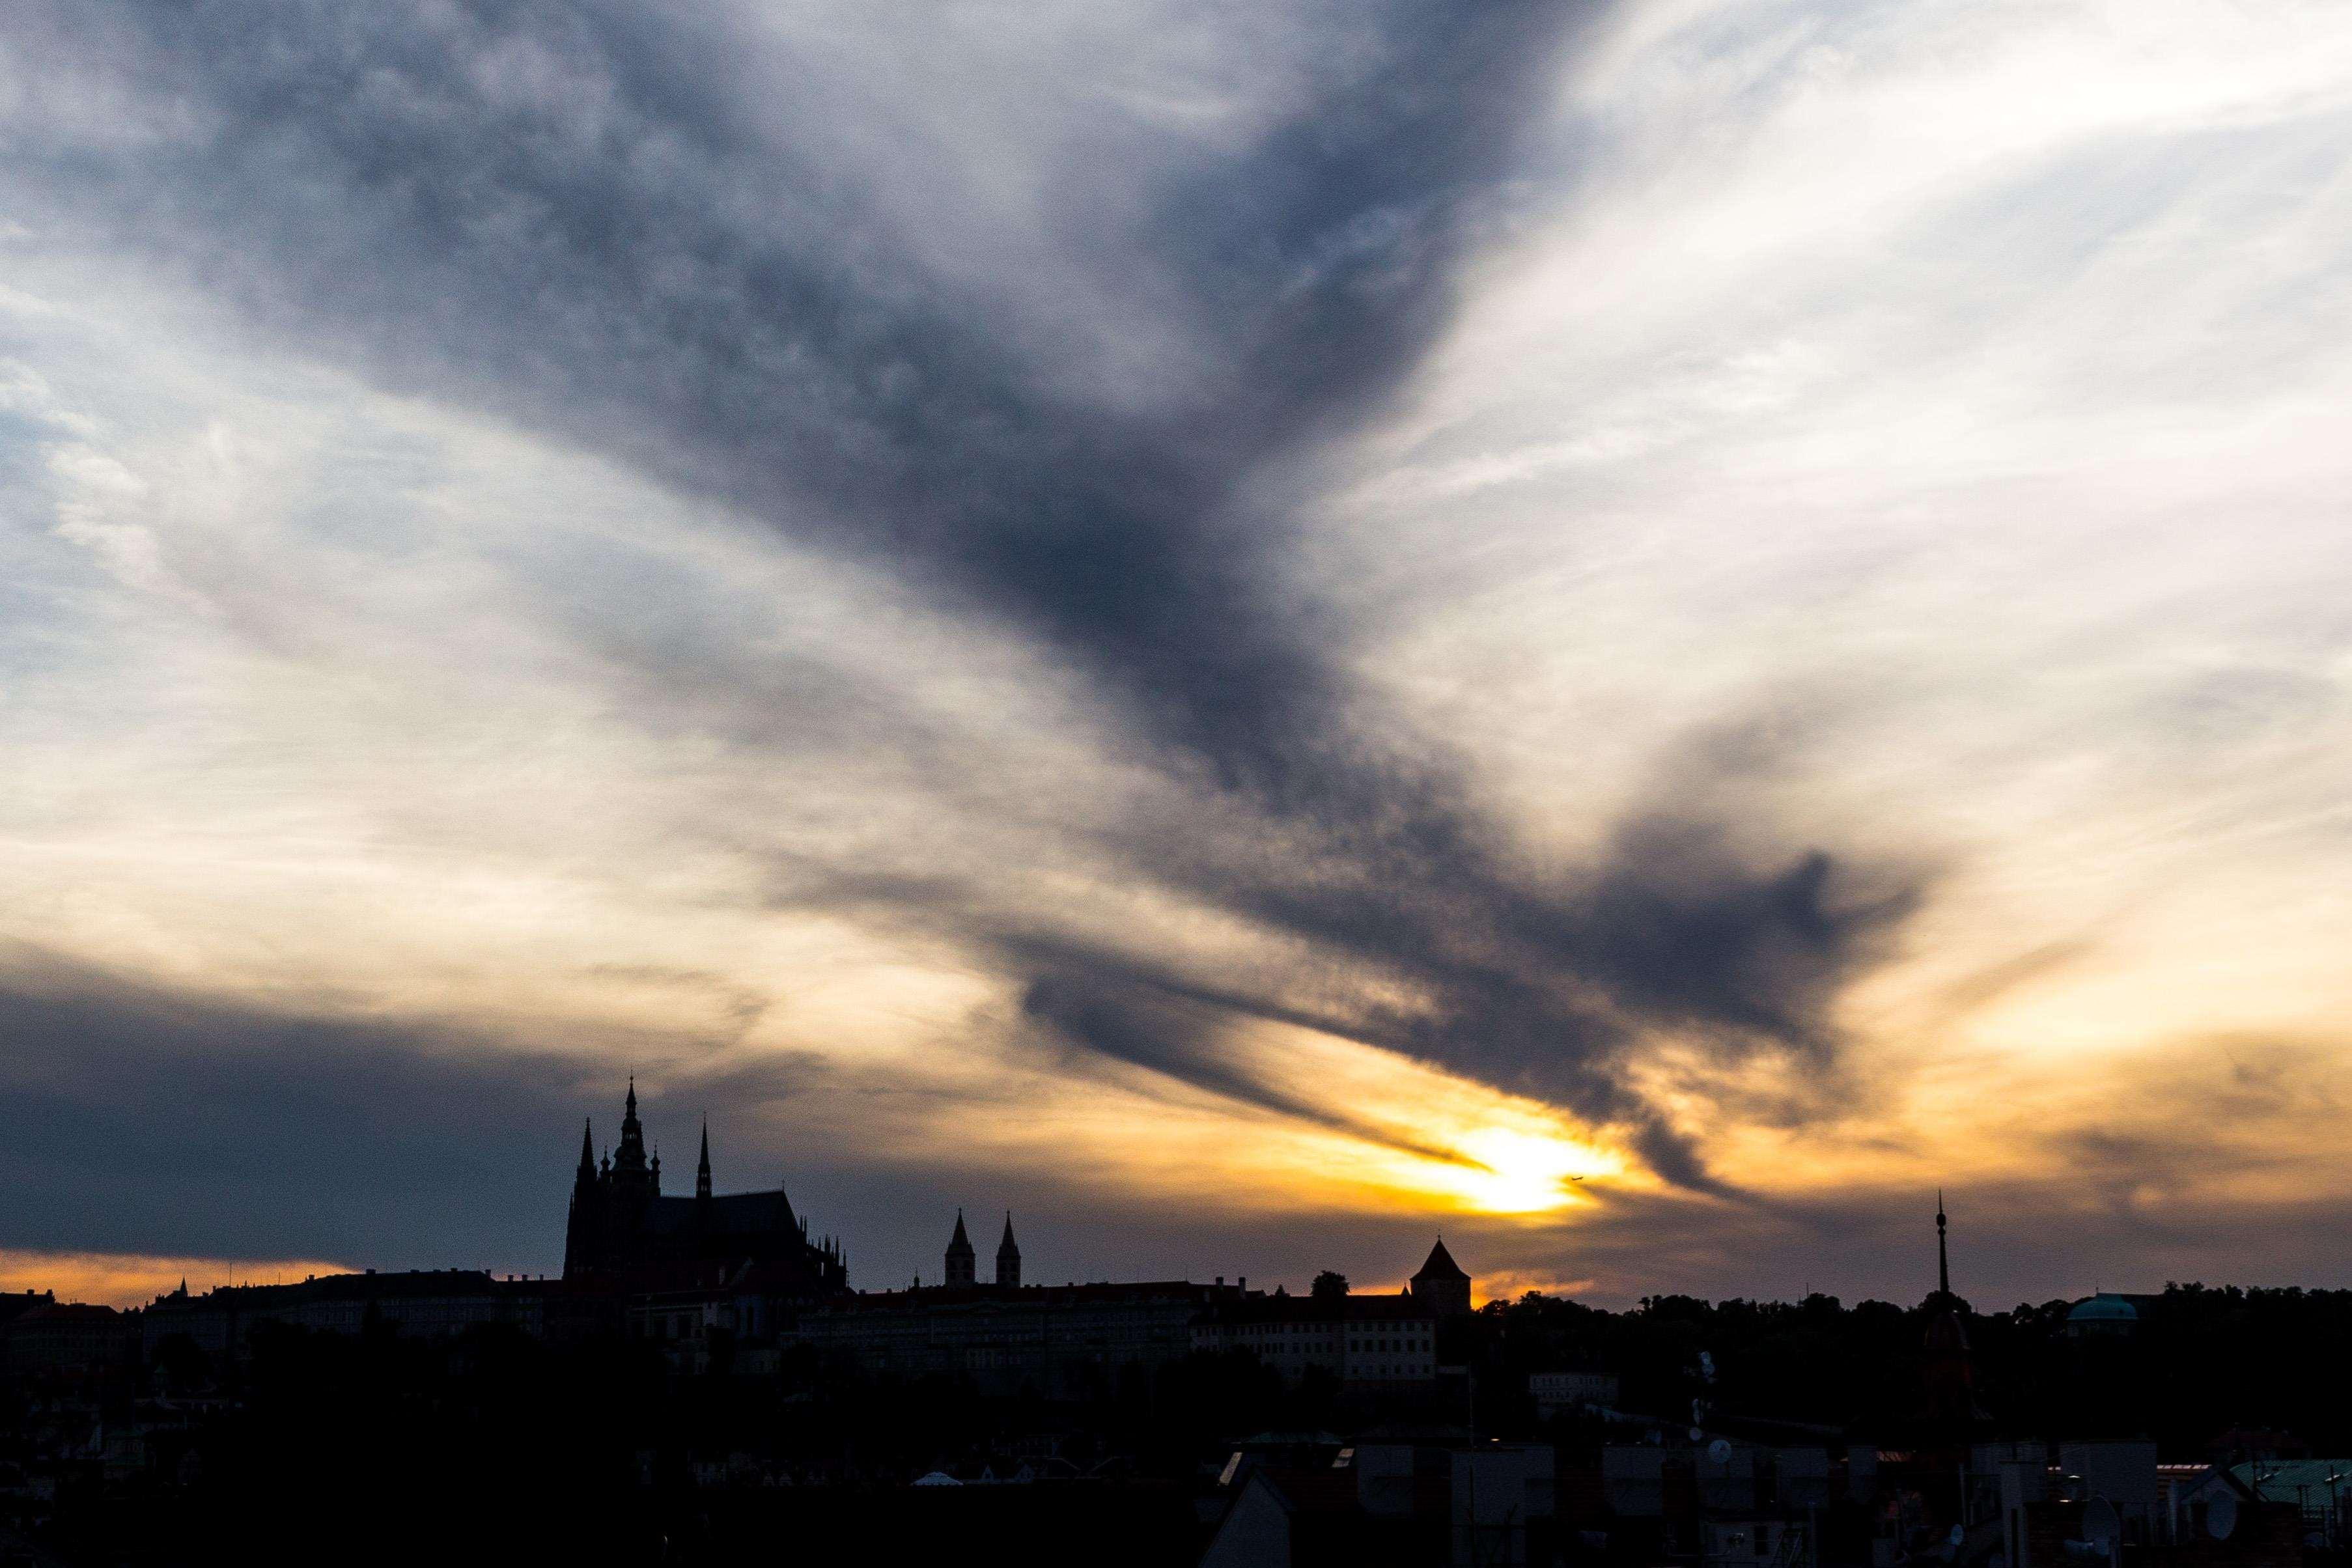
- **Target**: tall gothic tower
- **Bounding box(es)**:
[563,1118,602,1276]
[944,1210,977,1288]
[996,1213,1021,1289]
[610,1080,651,1180]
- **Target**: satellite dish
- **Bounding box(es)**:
[2207,1494,2238,1541]
[1709,1439,1734,1464]
[2082,1499,2120,1553]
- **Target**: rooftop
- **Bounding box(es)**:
[2230,1461,2352,1502]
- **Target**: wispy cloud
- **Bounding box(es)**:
[0,0,2349,1299]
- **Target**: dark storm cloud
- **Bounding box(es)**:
[0,954,1365,1288]
[0,960,608,1264]
[5,0,1919,1186]
[988,809,1910,1190]
[0,955,895,1270]
[1016,962,1481,1168]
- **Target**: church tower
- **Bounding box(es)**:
[944,1210,977,1288]
[611,1080,652,1188]
[996,1212,1021,1289]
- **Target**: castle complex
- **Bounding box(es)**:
[146,1085,1476,1393]
[548,1084,1477,1390]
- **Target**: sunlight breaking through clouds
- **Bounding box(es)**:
[1,0,2349,1303]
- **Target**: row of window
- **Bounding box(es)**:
[1217,1338,1430,1354]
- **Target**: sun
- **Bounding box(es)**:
[1438,1127,1614,1215]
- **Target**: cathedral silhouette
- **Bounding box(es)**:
[563,1080,848,1295]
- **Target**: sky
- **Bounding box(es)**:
[3,0,2351,1311]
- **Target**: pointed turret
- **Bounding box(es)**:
[696,1120,714,1202]
[576,1119,596,1181]
[996,1212,1021,1289]
[944,1209,977,1288]
[1409,1237,1473,1317]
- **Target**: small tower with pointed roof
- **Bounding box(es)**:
[1410,1237,1473,1317]
[944,1210,977,1288]
[996,1212,1021,1289]
[696,1121,714,1203]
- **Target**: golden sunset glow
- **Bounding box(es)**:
[0,1250,354,1311]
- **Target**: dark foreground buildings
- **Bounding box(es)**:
[20,1096,2346,1568]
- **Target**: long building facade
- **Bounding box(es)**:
[792,1278,1251,1397]
[1189,1240,1472,1393]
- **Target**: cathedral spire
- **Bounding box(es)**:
[576,1119,596,1181]
[696,1120,713,1201]
[610,1080,651,1192]
[996,1212,1021,1289]
[944,1209,977,1288]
